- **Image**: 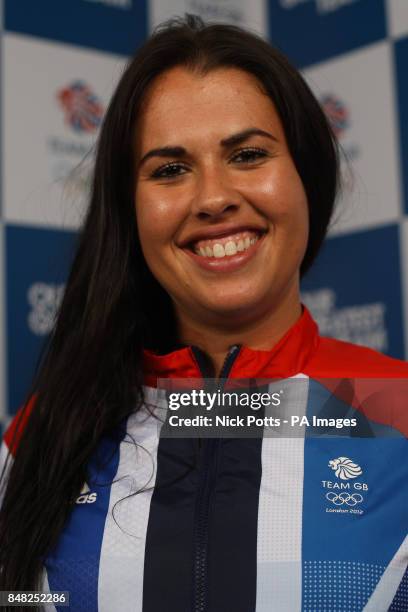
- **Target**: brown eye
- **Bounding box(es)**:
[151,162,188,179]
[231,148,267,163]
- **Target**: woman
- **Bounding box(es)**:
[0,14,407,612]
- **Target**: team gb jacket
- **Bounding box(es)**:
[0,305,407,611]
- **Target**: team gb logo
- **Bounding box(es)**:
[328,457,362,481]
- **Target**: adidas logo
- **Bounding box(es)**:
[75,482,97,504]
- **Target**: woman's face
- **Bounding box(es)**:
[134,66,309,326]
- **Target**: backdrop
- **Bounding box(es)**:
[1,0,408,432]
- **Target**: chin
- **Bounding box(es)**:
[204,296,262,318]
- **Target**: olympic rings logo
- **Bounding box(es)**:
[325,492,363,506]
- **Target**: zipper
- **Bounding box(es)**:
[191,344,241,612]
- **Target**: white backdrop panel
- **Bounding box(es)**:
[3,32,127,229]
[386,0,408,40]
[304,40,402,236]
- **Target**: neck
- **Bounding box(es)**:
[175,290,302,377]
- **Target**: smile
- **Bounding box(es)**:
[192,230,262,258]
[183,229,267,273]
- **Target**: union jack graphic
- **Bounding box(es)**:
[320,93,350,139]
[57,80,104,134]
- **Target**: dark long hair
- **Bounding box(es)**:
[0,14,339,596]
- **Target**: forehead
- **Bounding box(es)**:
[134,66,286,149]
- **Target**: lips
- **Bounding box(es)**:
[183,228,266,272]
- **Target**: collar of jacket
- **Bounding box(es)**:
[142,305,320,387]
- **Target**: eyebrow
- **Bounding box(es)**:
[138,128,278,167]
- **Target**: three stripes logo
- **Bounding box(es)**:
[75,482,97,504]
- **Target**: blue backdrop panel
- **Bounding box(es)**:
[395,35,408,215]
[268,0,386,68]
[5,0,147,56]
[301,224,405,359]
[6,225,77,416]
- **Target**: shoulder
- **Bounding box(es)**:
[306,335,408,378]
[304,337,408,437]
[2,396,37,457]
[0,397,36,508]
[305,336,408,436]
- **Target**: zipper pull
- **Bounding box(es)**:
[217,344,241,380]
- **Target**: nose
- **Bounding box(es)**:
[192,166,241,219]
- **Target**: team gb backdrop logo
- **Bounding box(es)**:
[57,80,104,134]
[320,93,350,139]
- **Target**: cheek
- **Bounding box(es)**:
[135,187,177,250]
[250,164,309,230]
[275,183,309,260]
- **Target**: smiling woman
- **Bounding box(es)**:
[134,66,309,374]
[0,13,407,612]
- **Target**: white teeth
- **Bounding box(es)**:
[224,241,237,256]
[213,243,225,258]
[194,233,261,258]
